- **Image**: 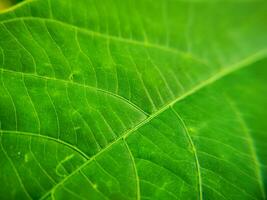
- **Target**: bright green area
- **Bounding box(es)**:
[0,0,267,199]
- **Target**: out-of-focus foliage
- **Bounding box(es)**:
[0,0,267,199]
[0,0,12,10]
[0,0,23,11]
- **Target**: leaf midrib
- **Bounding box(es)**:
[39,49,267,199]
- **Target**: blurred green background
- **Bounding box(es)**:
[0,0,23,11]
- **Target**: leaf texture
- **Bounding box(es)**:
[0,0,267,199]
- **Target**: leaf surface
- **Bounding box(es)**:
[0,0,267,199]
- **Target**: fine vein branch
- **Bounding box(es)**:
[0,68,148,116]
[0,16,207,65]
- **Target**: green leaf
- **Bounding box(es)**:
[0,0,267,199]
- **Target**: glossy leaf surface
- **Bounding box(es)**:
[0,0,267,199]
